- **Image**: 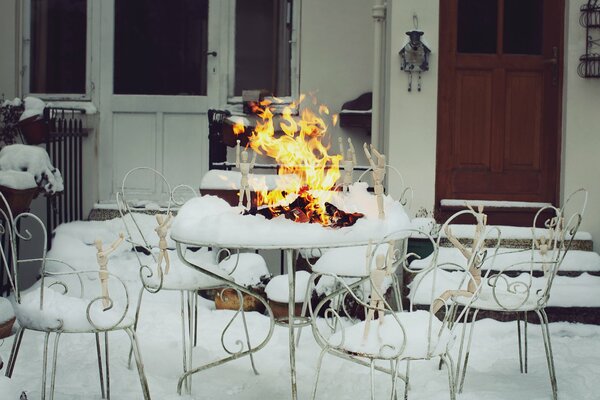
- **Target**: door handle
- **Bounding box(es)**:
[207,51,218,57]
[544,46,559,86]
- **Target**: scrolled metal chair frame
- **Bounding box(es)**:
[117,167,272,395]
[450,189,587,400]
[1,195,150,400]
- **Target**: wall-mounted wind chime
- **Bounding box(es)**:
[399,14,431,92]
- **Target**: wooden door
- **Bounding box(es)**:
[436,0,564,223]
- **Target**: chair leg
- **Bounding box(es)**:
[310,348,328,400]
[389,359,399,400]
[296,273,316,347]
[48,332,61,400]
[125,327,152,400]
[95,333,107,399]
[4,326,25,378]
[128,286,146,369]
[524,311,528,374]
[404,360,410,400]
[370,358,376,400]
[441,353,457,400]
[104,332,111,400]
[457,308,479,393]
[180,290,191,394]
[41,332,51,400]
[237,289,259,375]
[517,312,524,373]
[536,309,558,400]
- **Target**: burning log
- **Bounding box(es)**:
[245,187,364,228]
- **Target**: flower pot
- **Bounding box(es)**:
[214,287,265,313]
[268,299,304,320]
[0,185,39,215]
[18,115,49,145]
[0,316,15,339]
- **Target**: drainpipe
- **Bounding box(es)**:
[371,0,386,151]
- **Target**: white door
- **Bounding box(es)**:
[98,0,225,201]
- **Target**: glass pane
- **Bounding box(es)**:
[30,0,87,94]
[235,0,291,97]
[457,0,498,54]
[503,0,543,55]
[114,0,208,95]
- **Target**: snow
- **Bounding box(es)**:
[329,310,452,358]
[410,247,600,272]
[0,296,14,323]
[311,243,390,277]
[45,101,97,114]
[0,170,37,190]
[1,97,22,107]
[18,96,45,121]
[440,224,592,241]
[1,219,600,399]
[172,182,412,249]
[265,270,311,303]
[200,169,301,191]
[441,199,552,208]
[0,144,64,194]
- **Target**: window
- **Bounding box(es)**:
[232,0,294,98]
[114,0,209,95]
[28,0,87,95]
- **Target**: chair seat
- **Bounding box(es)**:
[14,287,134,333]
[144,249,269,291]
[329,310,453,359]
[452,285,541,312]
[312,244,390,277]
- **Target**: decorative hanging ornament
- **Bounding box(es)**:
[399,30,431,92]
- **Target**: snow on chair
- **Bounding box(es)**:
[1,192,150,400]
[446,189,586,400]
[116,167,270,394]
[307,225,482,400]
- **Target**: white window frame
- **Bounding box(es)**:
[21,0,93,100]
[226,0,301,104]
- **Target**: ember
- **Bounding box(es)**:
[245,186,364,228]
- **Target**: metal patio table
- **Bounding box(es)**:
[171,232,373,400]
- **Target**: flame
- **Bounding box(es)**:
[244,97,342,225]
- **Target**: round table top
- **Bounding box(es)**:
[171,187,412,250]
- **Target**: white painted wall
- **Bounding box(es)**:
[0,0,18,99]
[386,0,600,248]
[563,0,600,249]
[386,0,439,216]
[299,0,374,166]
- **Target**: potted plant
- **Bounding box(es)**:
[0,144,64,215]
[16,97,48,145]
[0,296,15,339]
[0,97,24,147]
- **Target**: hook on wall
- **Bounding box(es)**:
[413,13,419,30]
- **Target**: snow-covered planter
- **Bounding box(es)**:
[0,144,64,213]
[17,97,47,145]
[0,297,16,339]
[264,271,311,319]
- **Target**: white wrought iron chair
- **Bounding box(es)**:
[296,168,413,344]
[449,189,587,400]
[1,194,150,399]
[308,211,497,400]
[116,167,271,394]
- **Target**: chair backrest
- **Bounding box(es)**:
[309,222,497,361]
[0,192,130,331]
[357,165,414,212]
[116,167,175,292]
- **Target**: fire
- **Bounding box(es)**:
[236,97,343,226]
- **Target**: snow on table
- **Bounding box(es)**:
[172,182,411,249]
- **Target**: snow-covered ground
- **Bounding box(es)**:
[1,218,600,399]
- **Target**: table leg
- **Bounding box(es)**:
[286,249,298,400]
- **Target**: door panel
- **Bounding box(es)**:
[436,0,564,220]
